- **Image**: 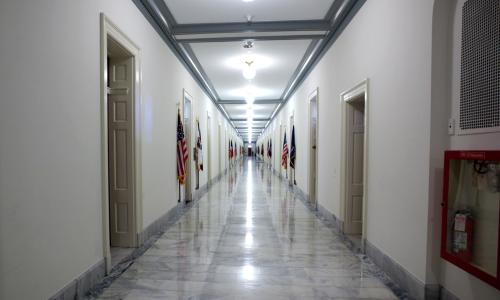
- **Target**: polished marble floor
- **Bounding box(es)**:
[97,159,398,300]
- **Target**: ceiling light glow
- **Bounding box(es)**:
[245,86,255,104]
[242,61,256,80]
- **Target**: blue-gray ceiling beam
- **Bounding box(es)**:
[177,34,326,43]
[231,118,270,122]
[172,20,332,35]
[220,99,282,105]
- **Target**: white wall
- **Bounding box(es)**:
[0,1,240,298]
[259,0,435,283]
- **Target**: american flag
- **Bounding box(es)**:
[281,132,288,169]
[177,109,188,184]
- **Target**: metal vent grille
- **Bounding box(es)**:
[460,0,500,131]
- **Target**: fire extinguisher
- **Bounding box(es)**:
[452,210,473,262]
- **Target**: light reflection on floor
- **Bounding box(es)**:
[97,158,398,299]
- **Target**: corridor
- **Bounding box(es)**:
[3,1,500,299]
[97,159,398,299]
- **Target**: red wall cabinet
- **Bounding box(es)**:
[441,151,500,289]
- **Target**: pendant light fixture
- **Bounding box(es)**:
[242,40,256,80]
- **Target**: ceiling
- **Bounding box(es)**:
[133,0,365,143]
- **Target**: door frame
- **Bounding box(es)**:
[340,79,369,251]
[182,89,193,201]
[308,88,319,210]
[100,14,143,273]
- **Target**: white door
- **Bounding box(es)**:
[183,97,192,202]
[108,55,135,247]
[309,97,318,207]
[345,100,365,235]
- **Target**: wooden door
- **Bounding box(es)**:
[345,100,365,235]
[108,55,135,247]
[309,97,318,207]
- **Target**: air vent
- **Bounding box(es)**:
[459,0,500,132]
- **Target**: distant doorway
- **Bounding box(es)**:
[341,80,369,250]
[308,89,319,209]
[183,90,193,202]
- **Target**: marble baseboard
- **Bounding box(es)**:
[365,240,441,300]
[439,286,459,300]
[317,203,344,233]
[138,203,182,246]
[49,259,105,300]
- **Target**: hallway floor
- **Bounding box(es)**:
[97,160,398,300]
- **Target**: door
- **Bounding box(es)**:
[108,54,135,247]
[345,99,365,235]
[309,95,318,207]
[183,96,192,202]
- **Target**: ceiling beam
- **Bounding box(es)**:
[172,20,331,35]
[236,127,264,129]
[220,99,282,105]
[177,34,325,43]
[231,118,270,122]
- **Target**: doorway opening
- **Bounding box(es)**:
[182,90,193,202]
[100,14,142,272]
[340,80,369,251]
[308,89,319,210]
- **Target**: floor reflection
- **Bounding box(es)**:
[97,158,398,300]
